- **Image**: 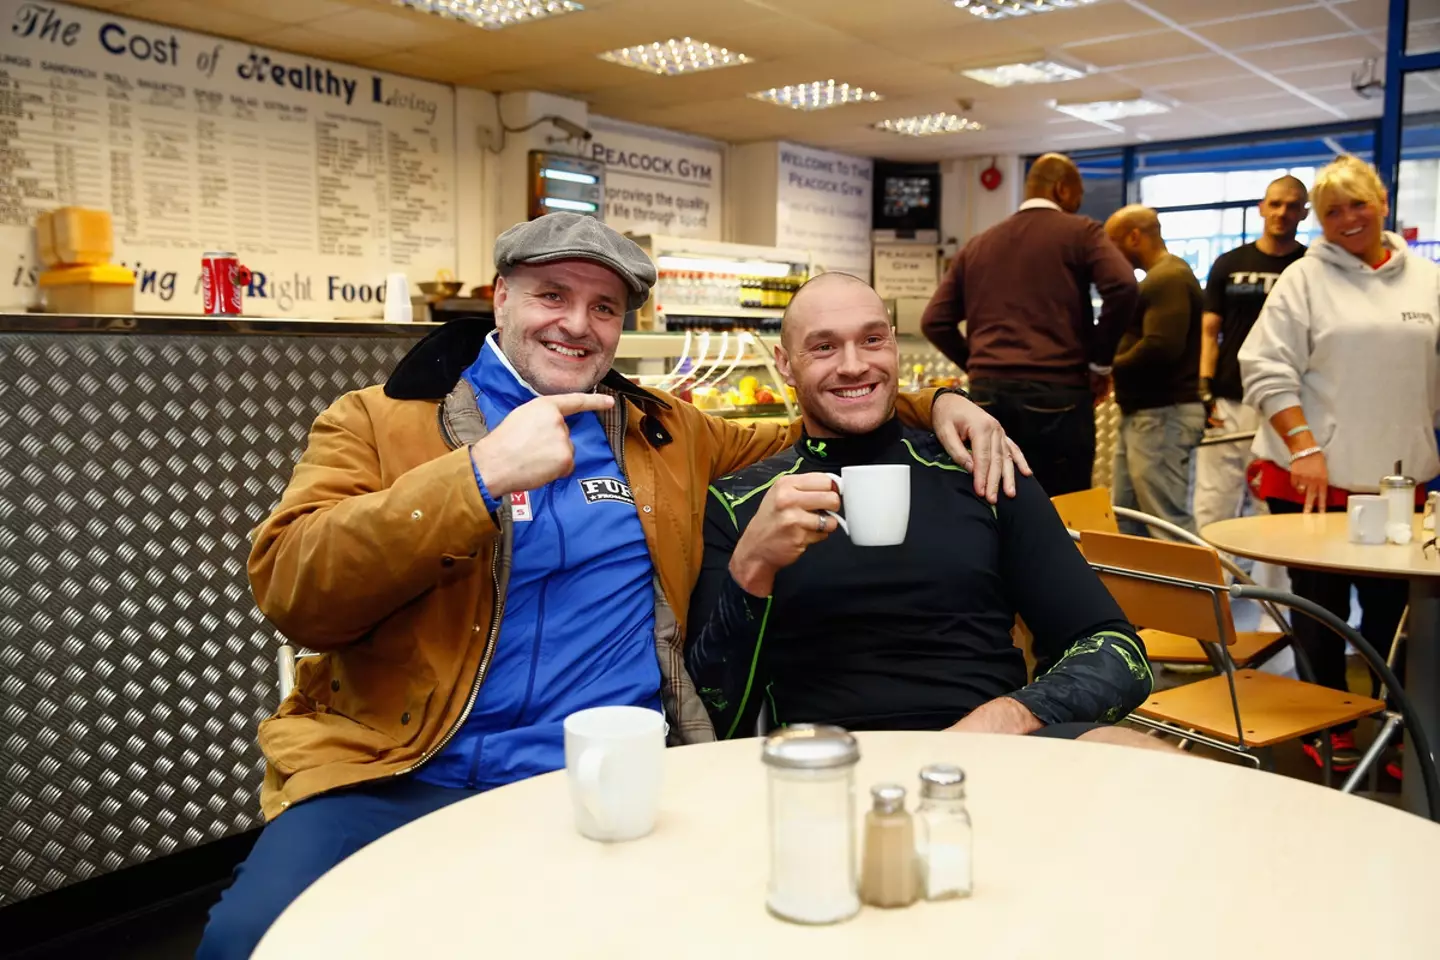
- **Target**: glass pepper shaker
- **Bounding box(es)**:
[915,764,973,900]
[761,725,861,924]
[860,783,918,908]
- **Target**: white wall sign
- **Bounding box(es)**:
[588,116,721,240]
[775,142,872,279]
[873,243,938,299]
[0,0,457,316]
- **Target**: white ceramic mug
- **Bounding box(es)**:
[563,706,665,843]
[822,464,911,547]
[1347,494,1388,545]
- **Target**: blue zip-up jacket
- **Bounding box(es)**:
[414,334,662,791]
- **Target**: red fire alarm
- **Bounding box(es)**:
[979,159,1003,191]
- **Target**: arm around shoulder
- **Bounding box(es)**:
[249,393,499,651]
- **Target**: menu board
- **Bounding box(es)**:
[0,0,456,316]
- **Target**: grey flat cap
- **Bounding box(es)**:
[494,213,656,311]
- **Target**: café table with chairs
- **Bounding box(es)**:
[252,731,1440,959]
[1202,513,1440,818]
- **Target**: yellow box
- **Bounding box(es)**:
[35,207,114,266]
[38,264,137,315]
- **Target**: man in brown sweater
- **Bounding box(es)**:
[922,154,1140,495]
[1103,205,1206,537]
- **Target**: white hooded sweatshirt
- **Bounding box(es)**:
[1240,231,1440,491]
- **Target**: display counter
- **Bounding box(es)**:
[0,313,435,906]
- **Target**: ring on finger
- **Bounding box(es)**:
[815,513,827,533]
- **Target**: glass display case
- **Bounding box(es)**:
[613,330,797,421]
[627,235,813,333]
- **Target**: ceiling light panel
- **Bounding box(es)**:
[962,60,1086,87]
[748,81,884,111]
[874,113,985,136]
[394,0,583,30]
[952,0,1098,20]
[597,37,753,76]
[1050,98,1170,123]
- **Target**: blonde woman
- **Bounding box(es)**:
[1240,155,1440,775]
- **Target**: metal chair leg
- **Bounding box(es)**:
[1343,713,1404,794]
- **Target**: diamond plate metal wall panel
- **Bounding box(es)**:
[0,332,421,905]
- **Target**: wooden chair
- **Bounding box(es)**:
[1050,488,1288,669]
[1081,529,1385,769]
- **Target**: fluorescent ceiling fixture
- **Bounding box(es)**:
[394,0,582,30]
[1050,97,1170,123]
[874,113,985,137]
[657,256,794,278]
[748,81,884,111]
[952,0,1098,19]
[540,168,598,184]
[597,37,752,76]
[962,59,1086,87]
[542,197,599,213]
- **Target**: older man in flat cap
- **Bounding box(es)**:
[197,213,1027,957]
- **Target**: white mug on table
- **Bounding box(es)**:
[1347,494,1388,545]
[563,706,665,843]
[822,464,910,547]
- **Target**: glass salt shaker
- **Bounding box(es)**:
[761,725,861,925]
[915,764,973,900]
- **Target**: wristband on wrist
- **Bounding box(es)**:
[1285,424,1312,439]
[1289,445,1323,461]
[935,385,970,401]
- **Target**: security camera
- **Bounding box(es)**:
[1353,57,1384,100]
[550,117,593,141]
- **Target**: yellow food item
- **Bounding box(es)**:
[36,207,113,267]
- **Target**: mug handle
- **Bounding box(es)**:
[822,473,848,536]
[576,746,611,833]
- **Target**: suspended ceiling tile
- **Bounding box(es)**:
[1332,0,1393,31]
[120,0,285,39]
[1163,76,1288,103]
[1134,0,1316,26]
[201,0,359,25]
[358,50,481,83]
[1063,30,1207,67]
[1192,8,1352,49]
[308,5,470,47]
[1238,35,1380,72]
[249,24,391,63]
[1108,56,1245,88]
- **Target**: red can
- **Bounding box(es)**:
[201,251,252,316]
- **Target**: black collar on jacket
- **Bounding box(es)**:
[383,318,671,412]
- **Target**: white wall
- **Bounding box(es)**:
[939,156,1023,245]
[725,142,780,246]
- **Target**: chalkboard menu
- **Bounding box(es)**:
[0,0,457,316]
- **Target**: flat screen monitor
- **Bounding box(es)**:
[874,163,940,232]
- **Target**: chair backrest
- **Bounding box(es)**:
[1051,487,1119,536]
[1080,530,1236,647]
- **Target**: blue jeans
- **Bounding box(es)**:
[195,778,478,960]
[1113,403,1207,538]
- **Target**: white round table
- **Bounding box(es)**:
[254,732,1440,959]
[1204,513,1440,816]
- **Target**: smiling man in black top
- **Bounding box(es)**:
[1194,176,1308,539]
[686,273,1158,744]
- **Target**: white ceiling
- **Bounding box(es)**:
[65,0,1440,160]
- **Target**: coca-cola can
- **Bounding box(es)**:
[202,251,251,316]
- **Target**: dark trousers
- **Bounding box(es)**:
[1266,498,1407,731]
[195,777,478,960]
[968,378,1095,496]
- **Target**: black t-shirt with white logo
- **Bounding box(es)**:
[1204,242,1306,400]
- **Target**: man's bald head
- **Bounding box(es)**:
[774,271,899,438]
[1025,153,1083,213]
[1104,204,1165,269]
[781,272,883,348]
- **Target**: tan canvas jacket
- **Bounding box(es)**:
[249,325,937,818]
